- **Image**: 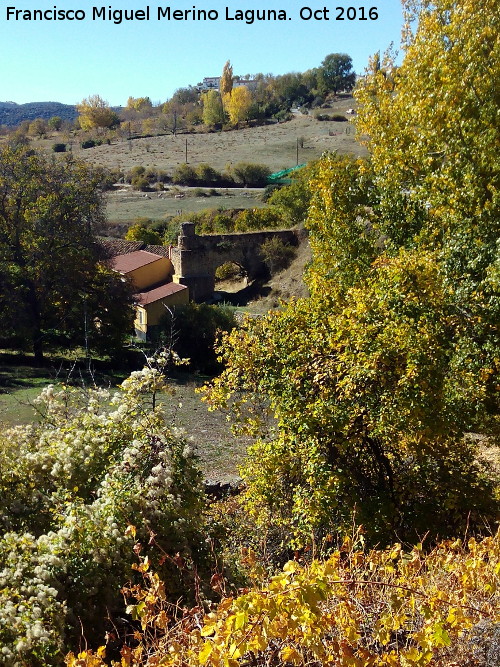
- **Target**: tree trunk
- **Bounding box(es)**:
[32,330,44,365]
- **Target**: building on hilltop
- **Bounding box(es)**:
[197,76,257,92]
[198,76,221,90]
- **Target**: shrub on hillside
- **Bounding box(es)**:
[125,165,145,183]
[52,143,67,152]
[144,166,170,184]
[195,163,222,186]
[273,109,293,122]
[234,207,283,231]
[131,175,150,191]
[262,183,282,202]
[81,139,102,149]
[232,162,271,187]
[67,530,500,667]
[215,261,243,281]
[172,163,197,186]
[260,237,296,274]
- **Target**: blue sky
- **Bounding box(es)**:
[1,1,404,105]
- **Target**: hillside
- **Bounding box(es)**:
[72,101,364,175]
[0,100,80,126]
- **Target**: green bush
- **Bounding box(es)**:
[232,162,271,187]
[125,165,146,183]
[52,143,67,152]
[215,261,242,281]
[260,237,296,274]
[234,207,283,231]
[159,303,237,374]
[262,184,282,202]
[273,109,293,122]
[172,163,197,185]
[131,175,150,191]
[195,163,222,185]
[81,139,101,149]
[125,221,163,244]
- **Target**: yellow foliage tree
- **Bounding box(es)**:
[77,94,119,131]
[224,85,253,126]
[202,89,224,126]
[126,96,152,112]
[355,0,500,233]
[200,0,500,546]
[219,59,234,98]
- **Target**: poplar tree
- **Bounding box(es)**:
[203,0,500,546]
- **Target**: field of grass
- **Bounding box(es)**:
[97,109,363,229]
[104,186,267,233]
[15,97,365,230]
[0,357,248,482]
[71,112,364,175]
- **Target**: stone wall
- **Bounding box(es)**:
[171,222,298,301]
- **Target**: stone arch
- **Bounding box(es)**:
[170,222,298,301]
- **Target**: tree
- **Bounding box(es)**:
[0,145,134,362]
[77,94,119,131]
[220,60,234,120]
[48,115,62,131]
[318,53,356,94]
[28,118,47,138]
[170,86,200,105]
[259,237,296,274]
[220,60,234,98]
[126,95,153,112]
[354,0,500,419]
[159,302,237,373]
[225,85,253,125]
[125,221,162,245]
[232,162,271,187]
[202,89,225,126]
[267,163,315,225]
[203,1,500,546]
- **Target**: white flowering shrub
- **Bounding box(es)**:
[0,354,205,665]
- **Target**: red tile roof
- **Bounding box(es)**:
[99,239,144,257]
[135,282,188,306]
[111,250,167,274]
[99,238,172,258]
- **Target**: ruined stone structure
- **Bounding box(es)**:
[171,222,298,301]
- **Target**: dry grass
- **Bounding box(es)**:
[26,96,363,177]
[70,113,364,175]
[12,97,364,228]
[104,186,266,231]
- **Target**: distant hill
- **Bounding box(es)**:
[0,101,78,126]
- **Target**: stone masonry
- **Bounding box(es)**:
[171,222,298,301]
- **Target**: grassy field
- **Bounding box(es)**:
[97,110,364,228]
[104,186,267,233]
[0,357,248,482]
[72,112,364,175]
[14,97,365,230]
